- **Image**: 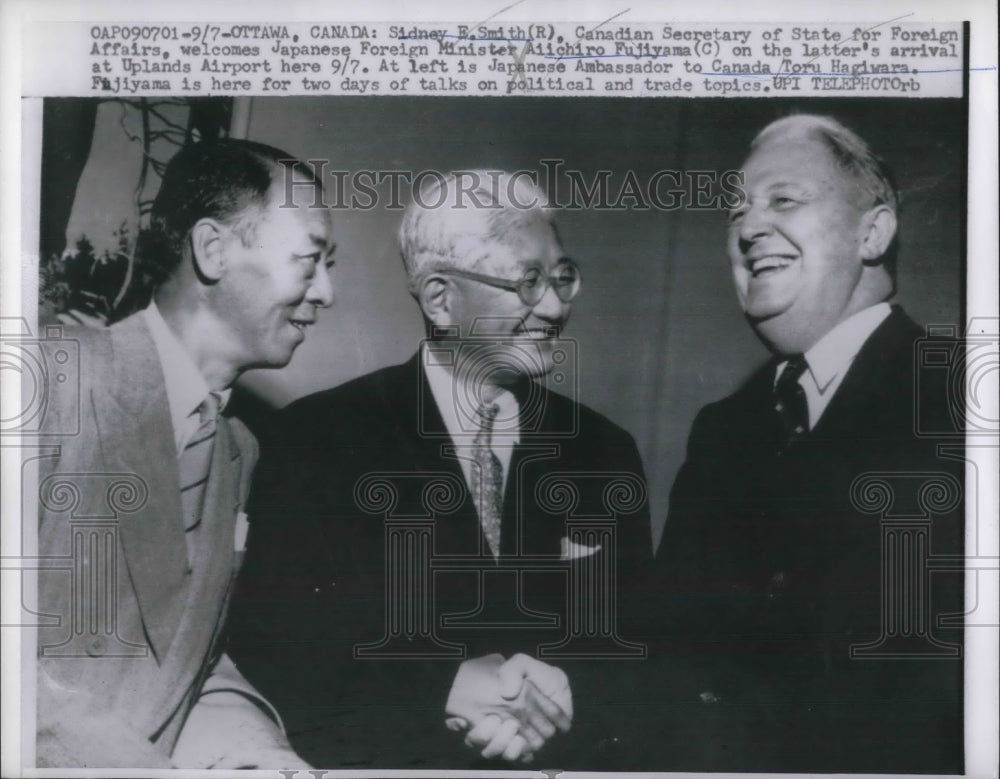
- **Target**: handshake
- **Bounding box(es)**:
[444,653,573,763]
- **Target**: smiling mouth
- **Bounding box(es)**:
[746,256,796,278]
[514,326,561,340]
[289,319,315,331]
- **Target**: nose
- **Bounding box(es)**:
[736,201,772,250]
[530,282,569,324]
[307,265,334,308]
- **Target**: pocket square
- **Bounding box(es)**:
[560,537,602,560]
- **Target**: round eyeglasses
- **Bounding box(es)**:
[440,259,581,307]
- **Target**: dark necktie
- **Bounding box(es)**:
[470,402,503,559]
[180,392,220,534]
[774,355,809,450]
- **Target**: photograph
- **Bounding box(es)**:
[2,2,997,777]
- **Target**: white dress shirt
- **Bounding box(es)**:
[142,303,230,454]
[422,346,520,500]
[775,302,892,430]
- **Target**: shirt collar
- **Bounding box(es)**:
[422,345,520,444]
[143,303,230,433]
[780,302,892,392]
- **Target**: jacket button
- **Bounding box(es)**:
[85,635,107,657]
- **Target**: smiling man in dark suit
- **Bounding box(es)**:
[228,170,652,768]
[35,139,336,768]
[651,115,964,773]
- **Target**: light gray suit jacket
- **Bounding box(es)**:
[35,312,299,768]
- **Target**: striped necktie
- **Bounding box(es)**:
[774,355,809,450]
[180,392,221,533]
[471,402,503,559]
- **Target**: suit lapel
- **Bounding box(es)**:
[93,315,190,663]
[810,307,917,439]
[389,355,469,482]
[139,416,244,742]
[201,414,240,579]
[171,415,240,671]
[388,356,494,556]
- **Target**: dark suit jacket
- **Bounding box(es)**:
[35,313,285,768]
[648,307,964,773]
[227,354,653,769]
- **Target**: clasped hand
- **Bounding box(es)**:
[444,653,573,763]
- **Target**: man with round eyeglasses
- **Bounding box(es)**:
[228,170,652,769]
[434,258,582,306]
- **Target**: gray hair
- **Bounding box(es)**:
[398,170,553,291]
[751,114,899,212]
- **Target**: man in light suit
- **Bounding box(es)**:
[648,115,964,772]
[228,171,652,768]
[35,139,336,768]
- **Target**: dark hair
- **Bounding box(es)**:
[141,139,320,285]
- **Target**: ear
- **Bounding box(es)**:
[859,204,897,262]
[189,218,227,282]
[416,274,454,326]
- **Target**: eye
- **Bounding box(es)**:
[728,206,747,224]
[294,254,322,278]
[554,264,577,286]
[771,195,798,210]
[520,268,543,288]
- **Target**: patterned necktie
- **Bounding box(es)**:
[774,355,809,450]
[180,392,220,533]
[470,401,503,559]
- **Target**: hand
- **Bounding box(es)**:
[498,652,573,730]
[463,712,534,762]
[446,654,532,761]
[445,653,573,762]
